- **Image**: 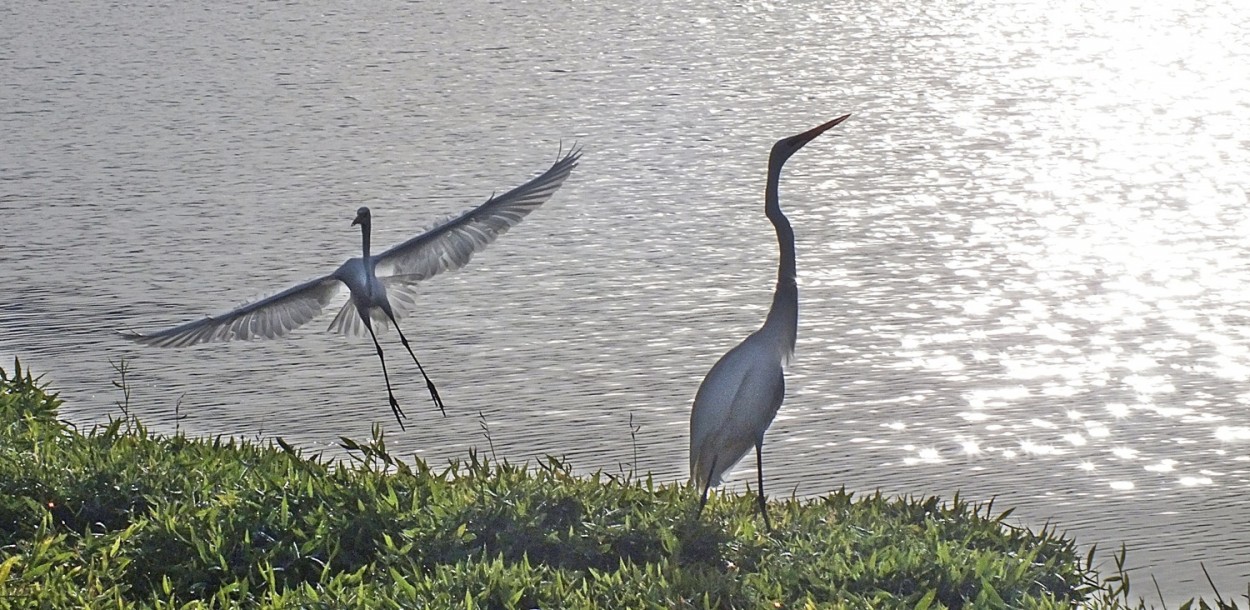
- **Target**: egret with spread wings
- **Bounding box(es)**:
[126,147,581,429]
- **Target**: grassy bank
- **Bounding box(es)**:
[0,360,1228,608]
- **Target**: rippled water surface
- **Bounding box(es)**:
[4,0,1249,601]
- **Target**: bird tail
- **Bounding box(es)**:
[326,278,421,338]
[327,301,391,337]
[690,456,723,489]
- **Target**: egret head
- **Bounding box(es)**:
[351,206,371,227]
[769,113,851,167]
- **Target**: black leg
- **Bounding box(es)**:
[697,455,718,517]
[363,318,406,430]
[383,313,446,417]
[755,441,772,532]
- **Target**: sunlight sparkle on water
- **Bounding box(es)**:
[958,438,981,455]
[964,386,1030,409]
[1144,460,1177,473]
[902,446,945,466]
[1106,403,1131,418]
[1122,374,1175,396]
[1148,405,1194,419]
[1019,440,1061,456]
[1111,447,1139,460]
[1215,426,1250,442]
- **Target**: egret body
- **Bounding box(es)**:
[689,116,849,529]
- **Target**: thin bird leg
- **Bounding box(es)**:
[362,318,407,430]
[755,441,772,532]
[382,312,446,417]
[697,455,718,517]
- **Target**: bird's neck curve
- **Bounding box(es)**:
[762,156,798,355]
[359,219,372,260]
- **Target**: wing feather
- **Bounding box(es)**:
[373,147,581,279]
[124,276,344,347]
[689,337,786,487]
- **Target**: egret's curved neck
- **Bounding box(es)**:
[359,219,372,260]
[763,156,798,355]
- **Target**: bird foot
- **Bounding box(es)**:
[388,396,407,430]
[426,383,446,417]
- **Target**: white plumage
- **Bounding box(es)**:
[690,116,849,530]
[126,147,581,428]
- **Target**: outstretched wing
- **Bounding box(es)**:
[372,146,581,280]
[124,276,344,347]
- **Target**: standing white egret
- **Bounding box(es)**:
[126,147,581,429]
[689,115,849,530]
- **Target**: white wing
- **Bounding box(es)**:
[124,276,344,347]
[689,337,786,487]
[372,146,581,280]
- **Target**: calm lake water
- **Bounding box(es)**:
[3,0,1248,602]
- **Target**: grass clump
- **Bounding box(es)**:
[0,359,1223,608]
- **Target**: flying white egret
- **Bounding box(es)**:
[125,147,581,429]
[689,115,850,530]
